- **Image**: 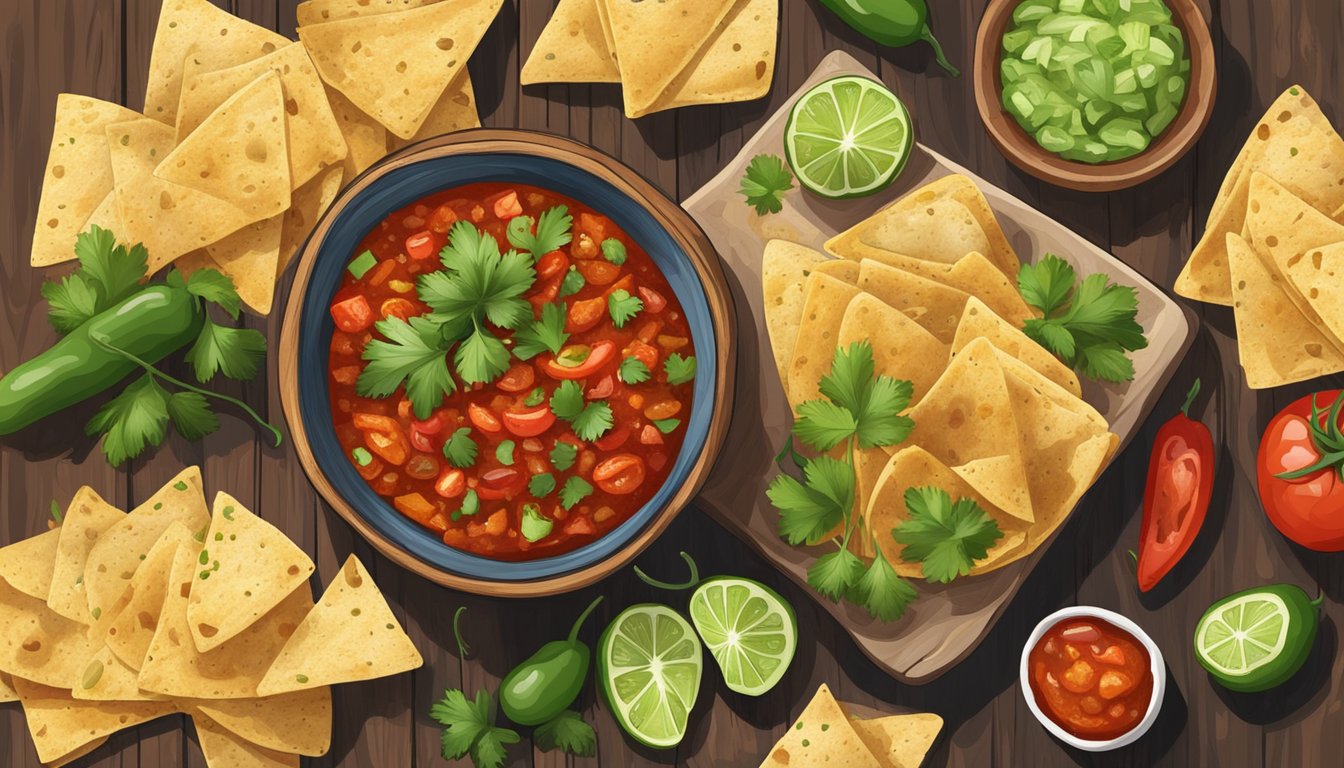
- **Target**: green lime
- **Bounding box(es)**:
[1194,584,1322,692]
[784,75,913,199]
[597,604,703,749]
[688,577,796,697]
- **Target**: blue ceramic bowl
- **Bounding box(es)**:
[280,131,732,595]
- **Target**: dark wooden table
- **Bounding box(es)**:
[3,1,1342,766]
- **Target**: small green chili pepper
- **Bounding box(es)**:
[817,0,960,76]
[498,595,603,726]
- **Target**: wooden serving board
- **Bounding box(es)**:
[683,51,1196,684]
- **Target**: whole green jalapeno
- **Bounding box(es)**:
[498,595,604,726]
[818,0,960,76]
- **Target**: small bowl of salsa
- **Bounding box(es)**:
[280,130,733,596]
[1020,606,1165,751]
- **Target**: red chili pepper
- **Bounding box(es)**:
[1136,379,1214,592]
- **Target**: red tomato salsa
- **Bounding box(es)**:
[327,182,697,560]
[1027,616,1154,741]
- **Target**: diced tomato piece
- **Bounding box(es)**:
[356,457,384,481]
[406,453,440,480]
[640,424,664,445]
[411,413,445,435]
[394,493,437,524]
[635,320,663,344]
[542,340,617,380]
[594,424,631,452]
[435,468,466,498]
[566,297,606,333]
[604,274,636,298]
[593,454,646,495]
[626,340,659,371]
[405,230,438,260]
[502,405,557,438]
[428,203,458,234]
[497,363,536,393]
[380,298,418,321]
[410,429,436,453]
[493,191,523,220]
[587,376,615,400]
[332,365,361,386]
[331,296,374,333]
[397,399,414,419]
[571,233,598,259]
[528,274,562,310]
[577,260,621,286]
[468,403,503,433]
[638,286,667,313]
[477,468,526,500]
[367,259,397,287]
[577,212,608,242]
[331,332,360,357]
[563,516,596,536]
[353,413,410,465]
[537,250,570,280]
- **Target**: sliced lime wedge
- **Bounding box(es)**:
[1195,593,1288,676]
[688,577,796,697]
[784,75,913,199]
[598,604,703,749]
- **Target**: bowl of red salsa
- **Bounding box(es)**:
[1021,606,1166,751]
[279,130,733,595]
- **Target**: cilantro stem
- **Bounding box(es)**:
[452,606,471,657]
[91,337,283,448]
[633,551,701,590]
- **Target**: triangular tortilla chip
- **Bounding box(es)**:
[204,214,285,315]
[30,95,143,266]
[157,70,291,220]
[1281,241,1344,349]
[855,251,1033,327]
[47,487,124,623]
[643,0,777,114]
[193,712,301,768]
[786,273,861,409]
[12,677,176,765]
[857,260,969,344]
[138,544,313,699]
[143,0,290,125]
[84,189,123,235]
[0,672,16,703]
[192,687,333,757]
[391,71,481,149]
[0,527,60,601]
[176,41,347,190]
[849,712,944,768]
[522,0,622,85]
[760,684,882,768]
[72,643,168,702]
[296,0,441,26]
[838,293,949,405]
[0,577,99,689]
[1177,85,1344,305]
[257,555,422,696]
[600,0,736,118]
[812,259,860,283]
[188,493,315,653]
[280,165,345,273]
[47,737,110,768]
[953,297,1081,398]
[298,0,502,139]
[762,240,830,395]
[93,522,195,664]
[85,467,210,625]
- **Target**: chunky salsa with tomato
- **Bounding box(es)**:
[327,182,696,560]
[1027,616,1154,741]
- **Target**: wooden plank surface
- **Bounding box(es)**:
[2,0,1343,765]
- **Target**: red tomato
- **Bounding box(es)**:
[380,298,418,321]
[594,424,631,451]
[435,468,466,498]
[537,250,570,280]
[593,454,646,495]
[497,363,536,393]
[493,190,523,220]
[528,274,562,310]
[331,296,374,332]
[639,424,664,445]
[405,453,440,480]
[542,341,617,380]
[477,468,526,500]
[405,230,438,260]
[468,403,503,433]
[638,286,667,313]
[577,212,607,242]
[1258,390,1344,551]
[566,297,606,333]
[502,405,557,438]
[428,204,458,233]
[410,429,437,453]
[587,376,615,400]
[577,260,621,285]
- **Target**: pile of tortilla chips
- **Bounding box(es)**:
[31,0,496,315]
[759,684,941,768]
[521,0,778,118]
[1174,85,1344,388]
[0,467,422,767]
[764,174,1118,577]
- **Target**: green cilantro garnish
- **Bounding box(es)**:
[560,476,594,510]
[739,154,794,216]
[442,427,479,468]
[511,302,569,360]
[520,504,554,542]
[618,356,651,384]
[183,269,244,319]
[807,547,866,601]
[356,317,455,420]
[430,688,520,768]
[663,353,697,385]
[495,440,516,466]
[506,205,572,259]
[550,442,578,471]
[796,344,912,450]
[42,225,147,333]
[653,417,680,433]
[524,387,546,407]
[549,381,614,441]
[529,473,556,498]
[849,549,917,621]
[769,455,852,546]
[456,489,480,519]
[85,375,224,467]
[549,381,585,420]
[893,487,1004,583]
[600,238,627,265]
[534,710,597,757]
[559,267,585,298]
[185,318,266,383]
[1018,254,1148,383]
[607,289,643,329]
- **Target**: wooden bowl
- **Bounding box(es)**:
[279,130,735,597]
[973,0,1216,192]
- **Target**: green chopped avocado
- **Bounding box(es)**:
[520,504,553,542]
[348,249,378,280]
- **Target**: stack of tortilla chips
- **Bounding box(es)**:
[1174,85,1344,388]
[0,467,422,767]
[30,0,496,315]
[521,0,778,118]
[764,174,1118,577]
[759,684,941,768]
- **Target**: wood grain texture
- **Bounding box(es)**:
[1,0,1342,765]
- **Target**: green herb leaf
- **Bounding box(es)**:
[41,274,101,334]
[512,302,569,360]
[769,455,852,545]
[570,401,613,442]
[850,549,916,622]
[560,476,594,510]
[663,353,697,385]
[420,220,535,330]
[549,381,585,420]
[520,504,554,542]
[600,238,627,265]
[185,319,267,383]
[559,266,586,298]
[495,440,516,466]
[792,400,858,451]
[653,417,680,434]
[813,342,912,449]
[507,205,573,259]
[619,356,651,384]
[442,427,479,469]
[529,473,556,498]
[524,387,546,407]
[43,226,149,333]
[455,326,512,385]
[357,316,455,419]
[807,548,866,602]
[533,710,597,757]
[739,154,794,215]
[458,489,480,518]
[894,486,1004,583]
[607,289,643,329]
[550,442,578,471]
[85,374,171,467]
[1017,253,1076,317]
[165,391,219,441]
[430,689,520,768]
[185,268,244,319]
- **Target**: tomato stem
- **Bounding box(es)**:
[1180,378,1202,418]
[634,551,701,591]
[1276,391,1344,481]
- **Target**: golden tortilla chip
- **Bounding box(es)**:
[205,214,285,315]
[143,0,289,125]
[192,687,333,757]
[1177,85,1344,305]
[953,297,1081,398]
[188,493,315,653]
[298,0,502,139]
[1283,240,1344,349]
[280,165,345,273]
[324,86,389,180]
[73,643,168,703]
[786,273,861,409]
[296,0,440,26]
[857,251,1033,327]
[391,71,481,149]
[812,259,860,283]
[0,528,60,602]
[157,70,291,220]
[601,0,737,118]
[30,95,143,266]
[838,293,948,405]
[522,0,622,85]
[193,712,301,768]
[13,677,176,765]
[0,672,15,703]
[856,260,969,344]
[84,189,123,235]
[759,684,882,768]
[47,487,124,623]
[0,575,100,689]
[849,711,944,768]
[639,0,777,115]
[761,240,830,395]
[257,555,422,696]
[92,522,195,664]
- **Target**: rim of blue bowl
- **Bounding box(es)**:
[280,130,732,595]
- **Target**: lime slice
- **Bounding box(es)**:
[688,577,796,697]
[1194,584,1320,692]
[784,75,913,199]
[598,604,703,749]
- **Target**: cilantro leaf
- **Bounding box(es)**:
[894,486,1004,583]
[442,427,478,468]
[430,689,520,768]
[607,289,643,329]
[549,381,585,420]
[455,326,511,385]
[664,353,696,385]
[507,205,572,259]
[43,226,149,333]
[85,374,170,467]
[185,268,243,319]
[529,473,556,498]
[815,342,912,449]
[495,440,516,466]
[1017,253,1075,316]
[792,400,858,451]
[357,316,455,419]
[769,455,852,545]
[739,154,794,215]
[41,274,101,333]
[185,319,267,383]
[534,710,597,757]
[619,356,651,384]
[559,267,585,298]
[601,238,627,265]
[550,442,577,471]
[850,549,916,622]
[165,391,219,441]
[421,220,535,330]
[807,547,866,601]
[560,476,594,510]
[512,302,569,360]
[570,401,613,442]
[1077,343,1135,383]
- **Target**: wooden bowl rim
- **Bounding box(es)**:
[279,129,737,597]
[973,0,1217,192]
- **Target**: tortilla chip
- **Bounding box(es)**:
[1177,85,1344,305]
[1283,240,1344,349]
[812,259,860,283]
[73,643,168,703]
[953,297,1081,398]
[84,189,123,235]
[522,0,622,85]
[762,240,830,395]
[187,493,315,653]
[46,737,110,768]
[640,0,777,115]
[192,687,333,757]
[280,165,345,273]
[30,95,143,266]
[0,573,101,689]
[176,41,347,190]
[786,273,861,409]
[94,522,195,667]
[143,0,289,125]
[296,0,440,26]
[601,0,737,118]
[0,528,60,602]
[391,70,481,149]
[298,0,502,139]
[838,293,948,405]
[47,487,124,624]
[856,260,969,344]
[193,712,301,768]
[13,677,176,765]
[324,86,389,180]
[849,712,944,768]
[759,684,882,768]
[139,544,313,700]
[205,214,285,315]
[257,555,422,696]
[856,251,1033,328]
[0,672,16,703]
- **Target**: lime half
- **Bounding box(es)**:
[1194,584,1321,692]
[688,577,796,696]
[784,75,913,199]
[598,604,703,749]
